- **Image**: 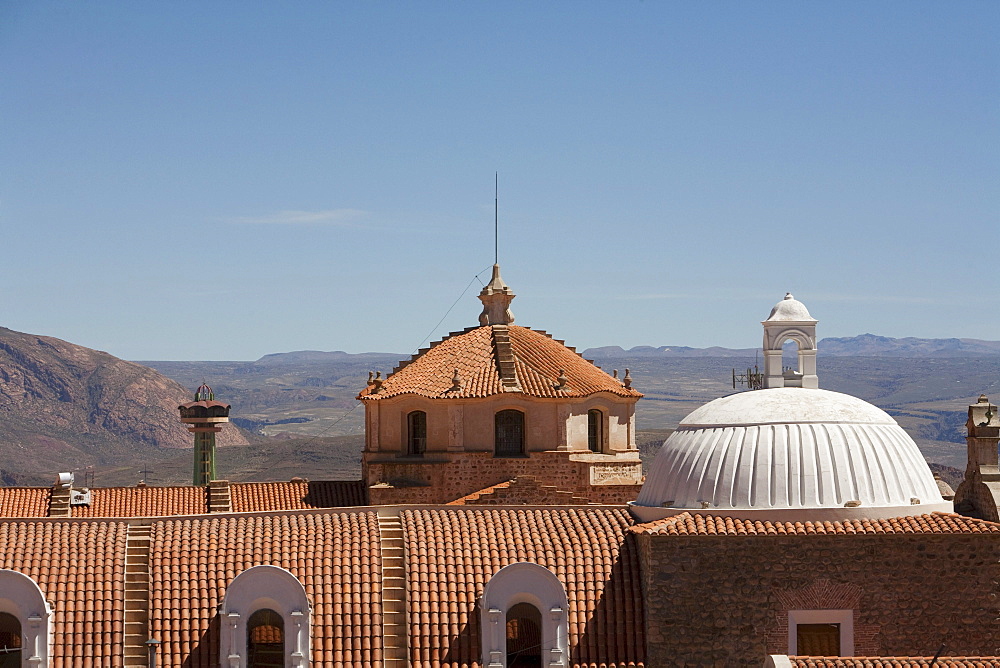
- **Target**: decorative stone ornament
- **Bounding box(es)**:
[478,264,515,326]
[762,293,818,389]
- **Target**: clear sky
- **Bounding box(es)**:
[2,2,997,360]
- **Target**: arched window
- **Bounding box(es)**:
[407,411,427,456]
[0,570,50,667]
[247,609,284,668]
[0,612,21,665]
[480,562,568,668]
[219,565,311,667]
[506,602,542,668]
[587,410,603,453]
[495,410,525,457]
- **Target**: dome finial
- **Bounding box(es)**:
[478,264,515,326]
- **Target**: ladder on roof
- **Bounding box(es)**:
[379,510,409,667]
[123,524,153,667]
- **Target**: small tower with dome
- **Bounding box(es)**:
[178,383,231,486]
[762,292,818,389]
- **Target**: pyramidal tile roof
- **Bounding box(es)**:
[788,659,1000,667]
[359,325,641,400]
[399,507,645,668]
[632,512,1000,536]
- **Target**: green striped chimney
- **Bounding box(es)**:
[178,383,231,486]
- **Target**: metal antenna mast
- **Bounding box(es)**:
[494,172,498,264]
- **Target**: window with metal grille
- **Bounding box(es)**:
[587,409,603,453]
[0,612,21,668]
[506,602,542,668]
[247,609,284,668]
[407,410,427,455]
[494,409,525,457]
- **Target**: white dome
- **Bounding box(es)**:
[765,293,816,322]
[633,388,949,522]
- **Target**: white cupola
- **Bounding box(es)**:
[762,293,818,389]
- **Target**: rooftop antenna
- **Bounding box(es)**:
[494,172,498,264]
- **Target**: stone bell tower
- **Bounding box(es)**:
[954,394,1000,521]
[762,293,818,389]
[179,383,231,486]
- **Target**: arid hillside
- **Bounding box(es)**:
[0,326,246,485]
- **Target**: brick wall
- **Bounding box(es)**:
[637,532,1000,665]
[365,450,642,505]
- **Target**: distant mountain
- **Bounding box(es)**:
[818,334,1000,357]
[0,326,247,484]
[584,335,1000,359]
[584,345,759,358]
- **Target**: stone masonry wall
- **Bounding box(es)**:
[365,450,642,505]
[637,532,1000,666]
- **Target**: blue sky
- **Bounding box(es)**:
[2,2,997,360]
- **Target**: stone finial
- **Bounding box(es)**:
[623,369,632,389]
[451,368,463,392]
[372,371,383,392]
[478,264,515,326]
[613,369,618,379]
[367,371,374,385]
[555,369,568,390]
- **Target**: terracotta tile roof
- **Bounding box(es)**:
[72,485,208,517]
[0,486,50,516]
[0,519,128,666]
[400,507,645,668]
[632,512,1000,536]
[149,510,382,667]
[789,658,1000,667]
[229,480,368,512]
[359,325,641,400]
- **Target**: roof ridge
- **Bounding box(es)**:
[491,325,521,391]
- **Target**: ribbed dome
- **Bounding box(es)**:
[765,293,815,322]
[633,388,949,522]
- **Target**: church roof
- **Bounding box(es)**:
[788,659,1000,667]
[631,512,1000,536]
[0,506,647,667]
[0,519,128,665]
[0,486,50,516]
[634,388,946,520]
[0,480,369,518]
[150,510,382,666]
[400,507,645,668]
[230,479,368,512]
[358,324,641,400]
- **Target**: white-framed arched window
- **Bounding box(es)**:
[0,569,51,667]
[480,562,568,668]
[219,565,311,668]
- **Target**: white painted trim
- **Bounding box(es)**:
[787,609,853,656]
[0,570,51,667]
[219,565,311,668]
[480,562,568,668]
